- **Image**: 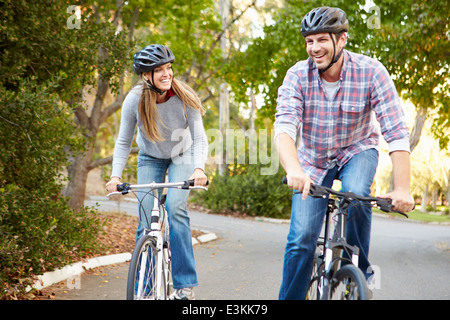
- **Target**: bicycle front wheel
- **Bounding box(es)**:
[329,264,370,300]
[306,248,323,300]
[126,235,160,300]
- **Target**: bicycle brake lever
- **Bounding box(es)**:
[117,182,130,194]
[394,210,409,218]
[309,184,328,198]
[376,198,392,212]
[376,198,409,218]
[189,186,208,190]
[182,179,209,189]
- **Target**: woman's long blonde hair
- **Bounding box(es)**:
[138,78,205,142]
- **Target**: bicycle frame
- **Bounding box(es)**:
[108,180,207,300]
[305,183,408,300]
[128,182,185,300]
[137,187,166,299]
[313,200,362,299]
[316,199,360,298]
[323,199,361,272]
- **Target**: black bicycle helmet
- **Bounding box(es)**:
[133,44,175,74]
[133,44,175,94]
[301,7,348,37]
[301,7,348,73]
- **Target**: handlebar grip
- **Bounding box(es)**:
[282,177,288,184]
[376,198,409,218]
[117,183,130,192]
[184,179,209,189]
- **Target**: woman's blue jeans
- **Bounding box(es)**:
[279,148,379,300]
[136,149,198,289]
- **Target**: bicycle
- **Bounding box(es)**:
[107,179,207,300]
[282,177,409,300]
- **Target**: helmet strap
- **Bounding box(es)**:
[144,70,166,95]
[319,32,344,73]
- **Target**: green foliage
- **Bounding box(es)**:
[0,78,103,297]
[225,0,450,148]
[0,78,77,186]
[356,0,450,149]
[193,164,292,219]
[0,185,102,297]
[139,0,223,95]
[0,0,111,297]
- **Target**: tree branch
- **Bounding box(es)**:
[409,107,428,152]
[128,6,140,42]
[74,106,90,129]
[195,0,256,83]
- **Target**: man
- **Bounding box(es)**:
[274,7,415,300]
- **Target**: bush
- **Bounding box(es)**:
[193,164,292,219]
[0,79,102,298]
[0,185,102,298]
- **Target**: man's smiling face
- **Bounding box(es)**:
[305,32,346,71]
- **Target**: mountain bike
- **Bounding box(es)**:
[107,179,207,300]
[282,178,409,300]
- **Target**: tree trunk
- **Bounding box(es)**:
[65,142,95,210]
[421,183,429,213]
[218,0,230,176]
[447,172,450,215]
[249,89,256,131]
[63,4,139,211]
[409,107,428,152]
[431,182,439,210]
[389,107,427,191]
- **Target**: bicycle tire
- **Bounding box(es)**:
[329,264,369,300]
[126,235,159,300]
[306,249,323,300]
[163,241,172,297]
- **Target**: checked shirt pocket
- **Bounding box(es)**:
[340,101,366,123]
[340,101,365,113]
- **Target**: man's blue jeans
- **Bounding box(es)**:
[136,149,198,290]
[279,148,379,300]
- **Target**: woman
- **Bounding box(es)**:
[106,44,208,300]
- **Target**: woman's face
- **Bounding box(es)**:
[143,63,173,91]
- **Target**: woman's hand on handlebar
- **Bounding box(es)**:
[106,176,122,193]
[189,168,208,187]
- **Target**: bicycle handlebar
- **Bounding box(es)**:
[282,177,409,218]
[107,179,208,197]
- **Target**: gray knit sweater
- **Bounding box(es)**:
[111,84,208,178]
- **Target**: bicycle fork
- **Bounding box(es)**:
[318,203,360,299]
[145,190,166,299]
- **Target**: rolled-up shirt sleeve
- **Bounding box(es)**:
[388,138,410,154]
[274,122,298,143]
[370,64,410,153]
[274,65,304,142]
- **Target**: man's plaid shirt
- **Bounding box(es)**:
[274,50,410,184]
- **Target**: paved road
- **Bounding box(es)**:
[369,217,450,299]
[47,197,449,300]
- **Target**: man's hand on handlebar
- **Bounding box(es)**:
[378,189,415,213]
[284,173,313,200]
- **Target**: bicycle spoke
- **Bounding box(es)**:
[127,235,159,300]
[329,265,369,300]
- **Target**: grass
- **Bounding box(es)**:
[374,205,450,224]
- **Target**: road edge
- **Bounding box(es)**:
[30,231,217,291]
